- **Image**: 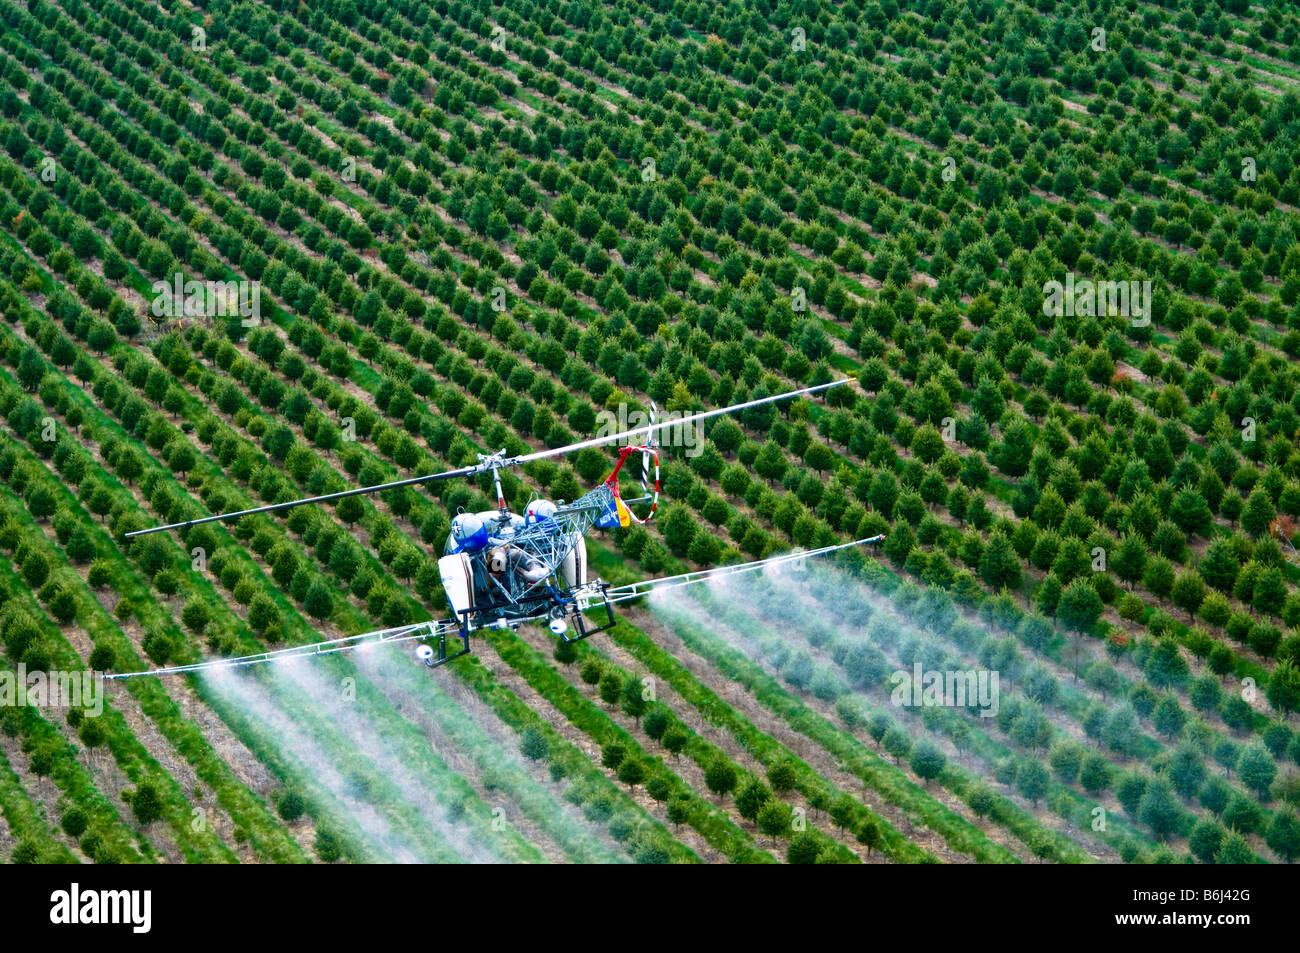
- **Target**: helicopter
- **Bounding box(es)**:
[110,378,884,679]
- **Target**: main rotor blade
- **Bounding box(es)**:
[122,463,479,538]
[513,377,854,466]
[124,377,853,539]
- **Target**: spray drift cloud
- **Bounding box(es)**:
[268,656,502,863]
[199,664,426,863]
[645,554,1010,722]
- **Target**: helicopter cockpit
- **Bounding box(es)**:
[439,500,589,626]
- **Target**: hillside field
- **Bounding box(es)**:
[1,0,1300,865]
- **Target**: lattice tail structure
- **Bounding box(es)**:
[500,483,614,584]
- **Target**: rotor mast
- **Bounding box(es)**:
[480,449,510,522]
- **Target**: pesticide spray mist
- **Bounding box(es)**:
[200,665,428,863]
[268,656,501,863]
[645,551,1017,711]
[351,645,624,862]
[645,553,873,650]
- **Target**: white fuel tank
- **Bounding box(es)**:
[439,552,475,618]
[559,537,589,608]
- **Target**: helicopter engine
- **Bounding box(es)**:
[441,507,556,618]
[487,543,549,584]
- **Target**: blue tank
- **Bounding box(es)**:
[448,512,490,553]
